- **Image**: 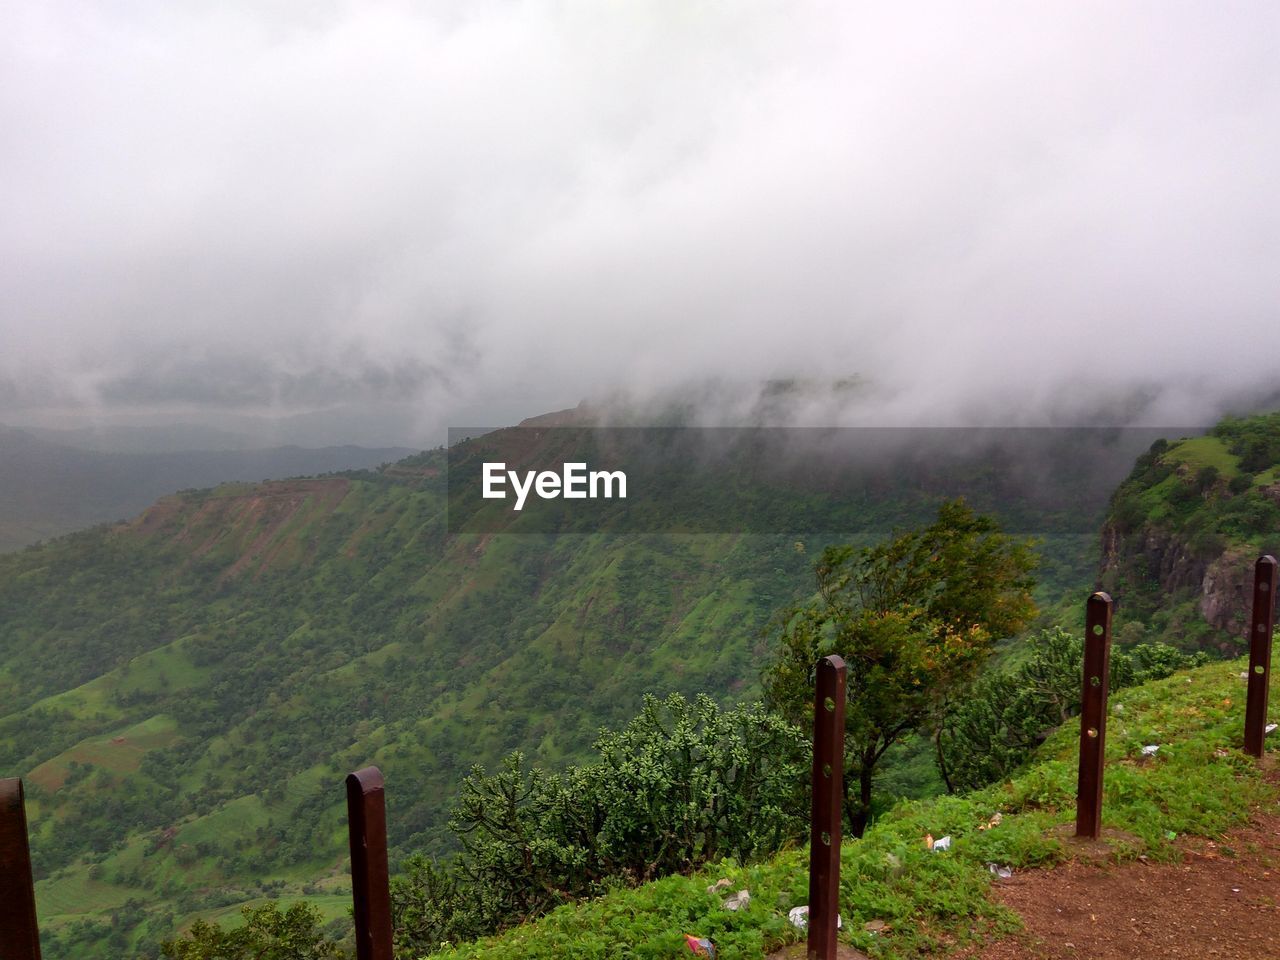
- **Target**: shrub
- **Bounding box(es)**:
[392,694,807,956]
[939,628,1207,792]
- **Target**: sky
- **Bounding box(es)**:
[2,1,1278,447]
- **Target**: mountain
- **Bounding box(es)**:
[22,423,259,453]
[2,454,829,957]
[0,425,413,551]
[1098,412,1280,652]
[0,416,1225,957]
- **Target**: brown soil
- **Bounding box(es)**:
[972,812,1280,959]
[767,944,869,960]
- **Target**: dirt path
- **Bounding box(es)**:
[974,812,1280,959]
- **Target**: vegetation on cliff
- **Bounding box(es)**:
[1101,412,1280,652]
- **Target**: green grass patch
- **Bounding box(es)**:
[1167,436,1241,477]
[36,870,138,920]
[28,715,181,791]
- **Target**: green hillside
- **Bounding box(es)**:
[1099,412,1280,651]
[1,445,840,957]
[8,415,1277,956]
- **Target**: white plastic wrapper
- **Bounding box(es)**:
[787,905,842,930]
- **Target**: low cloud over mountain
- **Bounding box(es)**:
[3,3,1278,443]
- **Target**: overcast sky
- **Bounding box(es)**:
[2,2,1278,445]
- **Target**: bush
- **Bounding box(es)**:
[392,694,807,956]
[161,902,342,959]
[1228,473,1254,495]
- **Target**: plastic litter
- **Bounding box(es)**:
[1141,744,1160,756]
[1267,723,1278,735]
[987,863,1013,879]
[931,835,952,852]
[705,878,732,894]
[978,812,1002,831]
[721,889,750,911]
[684,934,716,957]
[787,905,842,930]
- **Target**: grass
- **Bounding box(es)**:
[1168,436,1241,477]
[27,715,181,791]
[37,871,137,919]
[1256,466,1280,486]
[187,894,354,930]
[427,654,1276,960]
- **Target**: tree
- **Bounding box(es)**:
[160,902,343,960]
[762,499,1038,837]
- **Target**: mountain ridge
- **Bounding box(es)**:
[0,423,414,551]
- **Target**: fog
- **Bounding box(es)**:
[2,2,1278,446]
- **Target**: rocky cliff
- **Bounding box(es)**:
[1097,414,1280,652]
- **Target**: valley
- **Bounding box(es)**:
[2,413,1278,957]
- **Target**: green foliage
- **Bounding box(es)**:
[0,465,825,956]
[762,500,1037,836]
[940,627,1207,791]
[18,414,1278,955]
[1100,413,1280,651]
[392,694,807,956]
[1213,412,1280,473]
[160,902,344,960]
[1194,464,1220,493]
[426,655,1274,960]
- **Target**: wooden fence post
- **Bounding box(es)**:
[346,766,393,960]
[1244,555,1279,758]
[0,777,42,960]
[808,655,846,960]
[1076,592,1113,840]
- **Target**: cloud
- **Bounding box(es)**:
[94,350,446,408]
[1,1,1278,442]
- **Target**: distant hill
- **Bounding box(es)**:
[1099,412,1280,652]
[22,422,262,453]
[0,425,413,550]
